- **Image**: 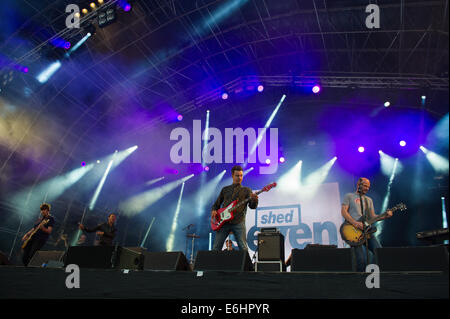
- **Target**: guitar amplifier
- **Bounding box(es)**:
[255,260,285,272]
[258,232,285,261]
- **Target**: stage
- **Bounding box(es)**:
[1,266,447,299]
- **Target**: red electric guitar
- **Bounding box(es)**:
[211,182,277,231]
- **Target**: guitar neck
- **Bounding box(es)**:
[233,189,263,210]
[368,210,393,225]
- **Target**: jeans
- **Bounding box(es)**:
[213,222,248,251]
[352,236,382,272]
[22,238,46,266]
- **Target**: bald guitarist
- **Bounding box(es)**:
[21,203,55,266]
[341,178,392,271]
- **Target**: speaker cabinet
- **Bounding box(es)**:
[258,232,285,262]
[142,251,190,271]
[290,248,353,272]
[65,246,117,269]
[0,251,12,265]
[118,247,144,270]
[193,250,253,271]
[375,246,449,272]
[28,250,65,267]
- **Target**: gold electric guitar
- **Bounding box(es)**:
[21,219,49,249]
[340,203,406,246]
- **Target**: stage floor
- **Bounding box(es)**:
[0,266,448,299]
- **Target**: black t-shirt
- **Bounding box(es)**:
[33,216,55,241]
[84,222,117,245]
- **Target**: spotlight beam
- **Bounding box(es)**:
[377,158,400,240]
[420,146,449,173]
[278,160,302,192]
[195,170,226,216]
[166,182,186,252]
[140,217,156,248]
[10,163,94,219]
[89,159,114,210]
[302,157,337,197]
[248,94,286,158]
[120,174,195,216]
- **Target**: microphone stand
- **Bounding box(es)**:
[358,187,370,270]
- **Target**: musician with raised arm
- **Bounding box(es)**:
[211,165,258,251]
[341,177,392,271]
[21,203,55,266]
[79,213,117,246]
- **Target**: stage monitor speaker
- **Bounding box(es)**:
[375,246,449,272]
[65,246,117,269]
[118,247,144,270]
[28,250,65,267]
[193,250,253,271]
[0,251,12,265]
[142,251,190,271]
[290,248,353,272]
[258,232,285,261]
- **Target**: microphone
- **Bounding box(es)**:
[182,224,194,231]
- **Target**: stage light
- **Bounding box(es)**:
[312,85,321,94]
[379,150,403,176]
[81,161,86,167]
[36,61,61,84]
[399,140,406,147]
[145,177,165,186]
[222,93,228,100]
[194,170,226,216]
[441,197,448,230]
[11,163,94,219]
[90,2,96,9]
[420,146,449,173]
[64,32,91,58]
[421,95,426,100]
[118,0,132,12]
[358,146,365,153]
[96,160,100,163]
[98,0,104,4]
[120,174,195,216]
[265,159,271,164]
[177,114,183,121]
[204,166,210,171]
[302,157,337,197]
[278,160,302,192]
[82,8,88,14]
[384,101,390,107]
[64,42,71,50]
[98,7,117,28]
[279,157,285,163]
[257,85,264,92]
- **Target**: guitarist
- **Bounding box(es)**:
[21,203,55,266]
[211,165,258,251]
[341,177,392,271]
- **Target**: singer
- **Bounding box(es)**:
[341,177,392,271]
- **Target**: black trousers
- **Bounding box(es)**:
[22,238,46,266]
